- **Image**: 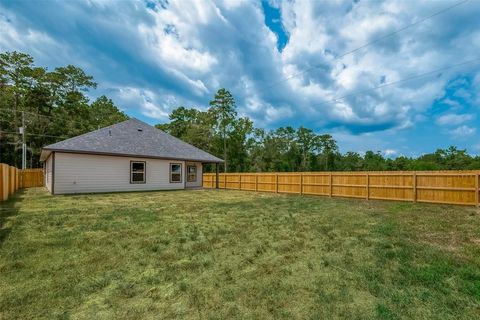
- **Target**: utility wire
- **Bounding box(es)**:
[0,131,69,139]
[262,0,469,90]
[310,57,480,108]
[0,108,89,127]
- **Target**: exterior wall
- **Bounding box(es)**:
[185,162,203,188]
[45,154,53,192]
[53,152,186,194]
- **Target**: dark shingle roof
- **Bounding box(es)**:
[40,118,223,163]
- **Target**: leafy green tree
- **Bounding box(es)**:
[53,64,97,95]
[276,127,300,171]
[2,50,480,172]
[89,96,128,129]
[387,156,411,170]
[209,88,237,172]
[156,106,215,155]
[339,152,363,171]
[318,134,338,171]
[0,51,36,166]
[363,151,387,171]
[228,117,253,172]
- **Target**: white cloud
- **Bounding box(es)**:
[436,113,473,126]
[384,149,397,157]
[449,125,476,138]
[115,87,170,120]
[1,0,480,154]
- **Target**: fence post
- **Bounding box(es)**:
[9,166,13,195]
[300,173,303,195]
[329,173,332,197]
[413,172,417,202]
[239,174,241,190]
[475,173,479,207]
[276,174,279,193]
[255,174,258,192]
[366,173,369,200]
[0,165,3,201]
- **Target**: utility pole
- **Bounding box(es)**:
[21,111,26,169]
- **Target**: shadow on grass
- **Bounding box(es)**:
[0,190,25,248]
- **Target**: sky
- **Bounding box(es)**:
[1,0,479,157]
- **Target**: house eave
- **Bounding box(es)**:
[40,148,224,164]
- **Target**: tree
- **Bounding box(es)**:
[156,106,216,154]
[209,88,237,172]
[0,51,126,167]
[363,151,387,171]
[0,51,36,166]
[53,64,97,95]
[296,127,320,171]
[318,134,338,171]
[3,51,480,172]
[228,117,253,172]
[339,152,363,171]
[275,127,300,171]
[157,106,202,138]
[89,96,129,129]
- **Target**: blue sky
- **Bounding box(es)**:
[1,0,479,156]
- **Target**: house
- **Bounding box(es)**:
[40,118,223,194]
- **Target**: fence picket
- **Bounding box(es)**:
[0,165,44,202]
[366,173,369,200]
[203,170,480,206]
[476,173,479,207]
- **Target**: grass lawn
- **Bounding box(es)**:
[1,188,479,319]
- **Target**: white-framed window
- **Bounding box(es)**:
[187,165,197,182]
[170,163,182,183]
[130,161,146,183]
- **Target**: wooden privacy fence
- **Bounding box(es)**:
[19,169,44,188]
[203,171,480,206]
[0,164,44,202]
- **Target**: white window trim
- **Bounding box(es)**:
[130,161,146,184]
[170,163,182,183]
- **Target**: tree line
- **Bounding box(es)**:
[1,51,479,171]
[0,51,128,167]
[158,91,480,172]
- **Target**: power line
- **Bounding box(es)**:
[262,0,469,90]
[0,131,69,139]
[309,57,480,108]
[0,108,88,127]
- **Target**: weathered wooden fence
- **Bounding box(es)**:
[0,164,44,202]
[203,171,480,206]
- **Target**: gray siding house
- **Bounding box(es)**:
[40,118,223,194]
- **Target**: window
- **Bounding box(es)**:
[170,163,182,183]
[187,165,197,182]
[130,161,146,183]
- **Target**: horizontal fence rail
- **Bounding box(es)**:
[0,164,44,202]
[203,171,480,207]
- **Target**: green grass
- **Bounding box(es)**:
[1,188,479,319]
